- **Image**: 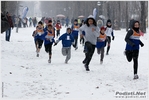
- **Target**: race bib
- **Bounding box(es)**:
[45,35,53,40]
[38,32,43,36]
[67,36,70,40]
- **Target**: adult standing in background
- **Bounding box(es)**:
[97,17,103,28]
[29,17,32,27]
[33,17,37,27]
[65,17,69,27]
[5,12,14,42]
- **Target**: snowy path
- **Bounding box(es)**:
[1,27,148,100]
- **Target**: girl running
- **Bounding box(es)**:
[125,20,144,80]
[33,21,45,57]
[43,25,55,63]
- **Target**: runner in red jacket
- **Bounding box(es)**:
[55,20,62,38]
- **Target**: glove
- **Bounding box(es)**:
[140,43,144,47]
[112,36,115,40]
[72,44,75,48]
[54,43,57,46]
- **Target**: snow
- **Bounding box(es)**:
[1,26,148,100]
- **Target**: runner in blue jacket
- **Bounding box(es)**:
[96,26,107,64]
[54,28,74,63]
[33,21,45,57]
[125,20,144,80]
[71,19,80,50]
[43,25,55,63]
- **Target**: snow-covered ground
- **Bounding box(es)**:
[1,26,148,100]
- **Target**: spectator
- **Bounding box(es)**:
[5,12,14,41]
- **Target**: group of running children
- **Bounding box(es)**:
[32,16,144,80]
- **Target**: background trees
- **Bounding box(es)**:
[1,1,148,32]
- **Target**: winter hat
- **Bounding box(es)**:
[107,19,111,23]
[100,26,106,31]
[48,20,52,23]
[132,20,140,27]
[88,15,94,19]
[106,19,112,27]
[81,20,84,23]
[57,20,60,23]
[74,19,78,22]
[86,15,97,27]
[87,15,96,22]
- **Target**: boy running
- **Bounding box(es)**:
[54,28,74,63]
[96,26,107,64]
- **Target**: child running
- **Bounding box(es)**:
[79,15,99,71]
[124,20,144,80]
[80,20,85,46]
[55,20,62,38]
[32,26,38,51]
[33,21,45,57]
[71,19,80,50]
[43,25,55,63]
[44,20,55,37]
[105,19,115,55]
[54,28,74,64]
[96,26,107,64]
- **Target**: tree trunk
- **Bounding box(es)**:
[126,1,129,31]
[140,1,146,33]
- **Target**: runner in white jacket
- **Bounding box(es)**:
[105,19,115,55]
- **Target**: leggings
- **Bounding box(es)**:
[106,36,111,54]
[44,43,53,55]
[126,50,139,74]
[83,42,96,66]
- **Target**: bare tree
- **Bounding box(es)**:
[126,1,129,31]
[140,1,147,33]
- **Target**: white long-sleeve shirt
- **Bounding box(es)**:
[105,27,114,37]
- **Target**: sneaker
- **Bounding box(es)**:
[48,59,51,63]
[75,47,78,50]
[133,74,139,80]
[100,60,103,64]
[37,54,39,57]
[65,60,68,64]
[82,60,86,64]
[84,65,90,71]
